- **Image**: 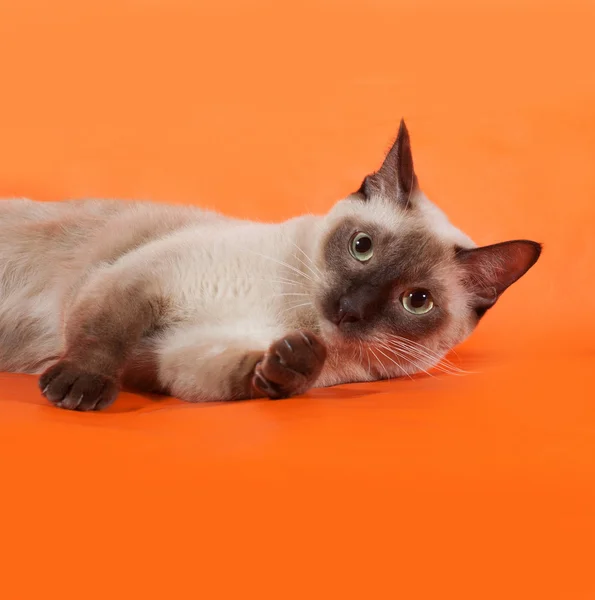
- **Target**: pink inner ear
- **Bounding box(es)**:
[457,240,542,300]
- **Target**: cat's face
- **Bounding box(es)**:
[312,120,541,377]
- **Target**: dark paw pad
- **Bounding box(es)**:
[252,330,327,399]
[39,360,119,412]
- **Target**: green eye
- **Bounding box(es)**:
[349,232,374,262]
[401,289,434,315]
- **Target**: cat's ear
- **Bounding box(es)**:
[357,118,418,208]
[456,240,542,317]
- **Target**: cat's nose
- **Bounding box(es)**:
[331,284,390,330]
[335,295,364,327]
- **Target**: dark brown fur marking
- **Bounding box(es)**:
[39,276,169,411]
[320,217,451,342]
[229,349,266,400]
[252,331,327,400]
[358,119,419,208]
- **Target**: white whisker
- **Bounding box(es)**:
[368,347,390,379]
[246,250,316,285]
[266,277,304,288]
[273,292,310,298]
[277,301,313,316]
[383,336,471,376]
[290,251,322,283]
[374,345,417,380]
[290,241,324,280]
[365,345,372,377]
[384,341,451,373]
[375,340,430,379]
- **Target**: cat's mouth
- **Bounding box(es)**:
[331,311,360,329]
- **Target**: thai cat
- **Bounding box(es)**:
[0,120,541,411]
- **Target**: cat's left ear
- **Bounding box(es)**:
[456,240,542,317]
[357,118,418,208]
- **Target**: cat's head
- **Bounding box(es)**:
[313,119,541,377]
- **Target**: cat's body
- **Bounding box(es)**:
[0,121,541,410]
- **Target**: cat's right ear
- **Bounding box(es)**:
[356,119,418,208]
[456,240,542,318]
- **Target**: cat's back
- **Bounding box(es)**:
[0,198,114,281]
[0,197,222,297]
[0,198,220,371]
[0,197,220,273]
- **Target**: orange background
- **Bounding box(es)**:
[1,0,594,598]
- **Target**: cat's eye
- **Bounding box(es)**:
[349,232,374,262]
[401,289,434,315]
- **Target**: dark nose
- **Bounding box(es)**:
[333,284,389,329]
[336,296,363,325]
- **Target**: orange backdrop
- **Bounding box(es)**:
[0,0,594,598]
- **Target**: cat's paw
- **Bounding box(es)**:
[252,330,327,399]
[39,360,119,411]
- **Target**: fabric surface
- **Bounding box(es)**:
[1,0,594,598]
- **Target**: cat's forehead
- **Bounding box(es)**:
[327,194,474,248]
[328,195,408,230]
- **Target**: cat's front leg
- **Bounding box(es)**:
[252,330,327,400]
[155,327,327,401]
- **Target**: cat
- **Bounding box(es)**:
[0,119,541,411]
